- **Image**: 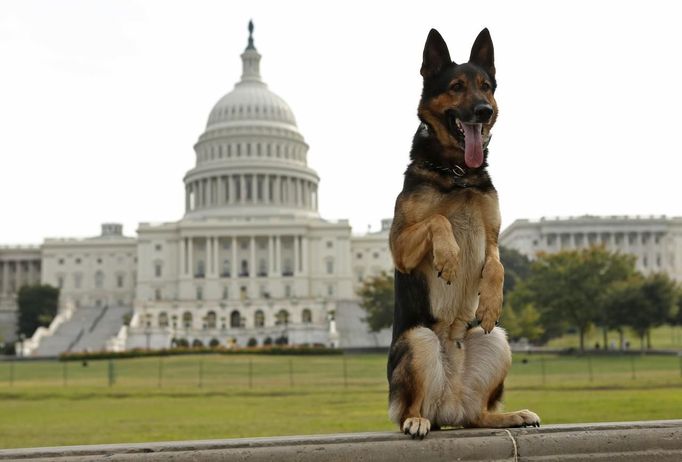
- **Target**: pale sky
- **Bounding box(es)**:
[1,0,681,245]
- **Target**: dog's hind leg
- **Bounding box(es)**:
[388,327,445,438]
[460,326,541,428]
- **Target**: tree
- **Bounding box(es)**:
[501,303,544,343]
[517,247,636,352]
[17,285,60,338]
[604,273,678,352]
[358,271,394,332]
[499,246,531,297]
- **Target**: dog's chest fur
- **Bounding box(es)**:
[419,196,487,324]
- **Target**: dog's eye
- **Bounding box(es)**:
[450,82,464,92]
[481,82,491,91]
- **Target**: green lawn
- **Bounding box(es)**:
[546,324,682,351]
[0,353,681,449]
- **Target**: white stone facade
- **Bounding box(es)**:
[41,223,137,311]
[500,215,682,280]
[0,247,41,342]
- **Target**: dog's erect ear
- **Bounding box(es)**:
[421,29,452,78]
[469,28,495,79]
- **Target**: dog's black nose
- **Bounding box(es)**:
[474,104,493,122]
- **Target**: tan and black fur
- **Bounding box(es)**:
[388,28,540,438]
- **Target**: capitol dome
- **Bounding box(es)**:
[183,21,319,220]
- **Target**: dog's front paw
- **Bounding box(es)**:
[433,240,459,284]
[476,289,502,334]
[402,417,431,439]
[509,409,541,428]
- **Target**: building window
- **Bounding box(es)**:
[75,258,81,265]
[284,285,292,298]
[222,259,231,277]
[117,274,124,288]
[240,285,248,300]
[155,263,162,278]
[275,309,289,326]
[58,258,64,265]
[258,259,267,277]
[159,312,169,328]
[302,308,312,324]
[326,241,333,248]
[283,258,293,277]
[74,273,82,289]
[240,260,249,277]
[96,258,102,264]
[95,271,104,289]
[326,259,334,275]
[155,289,162,301]
[206,311,217,329]
[222,286,229,300]
[373,252,380,259]
[196,260,205,278]
[356,252,363,259]
[327,284,334,296]
[155,244,162,251]
[182,311,193,328]
[230,310,242,328]
[57,276,64,289]
[196,286,203,300]
[255,310,265,327]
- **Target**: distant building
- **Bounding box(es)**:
[0,247,41,342]
[500,215,682,280]
[8,23,394,356]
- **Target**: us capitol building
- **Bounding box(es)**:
[2,24,394,355]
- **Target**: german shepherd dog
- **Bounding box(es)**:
[388,28,540,438]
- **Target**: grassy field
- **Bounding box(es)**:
[546,324,682,350]
[1,353,681,449]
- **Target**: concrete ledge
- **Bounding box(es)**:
[1,420,681,461]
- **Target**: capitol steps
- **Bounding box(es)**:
[33,306,131,357]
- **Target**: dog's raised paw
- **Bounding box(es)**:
[402,417,431,439]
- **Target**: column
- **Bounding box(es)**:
[213,237,219,277]
[250,236,256,278]
[301,236,308,274]
[227,176,234,204]
[240,174,247,203]
[1,261,8,295]
[185,185,190,212]
[188,238,194,277]
[274,176,281,204]
[217,177,225,206]
[268,236,275,273]
[231,236,238,277]
[274,236,281,274]
[250,175,257,203]
[206,237,213,276]
[15,261,22,290]
[180,237,186,276]
[264,175,270,204]
[293,235,300,275]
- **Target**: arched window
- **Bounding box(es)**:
[159,312,169,328]
[230,310,242,328]
[182,311,193,328]
[206,311,217,329]
[254,310,265,327]
[301,309,312,324]
[275,309,289,326]
[95,271,104,289]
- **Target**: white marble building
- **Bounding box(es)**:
[0,247,41,343]
[500,215,682,280]
[115,25,391,350]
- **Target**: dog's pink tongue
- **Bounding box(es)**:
[463,123,483,168]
